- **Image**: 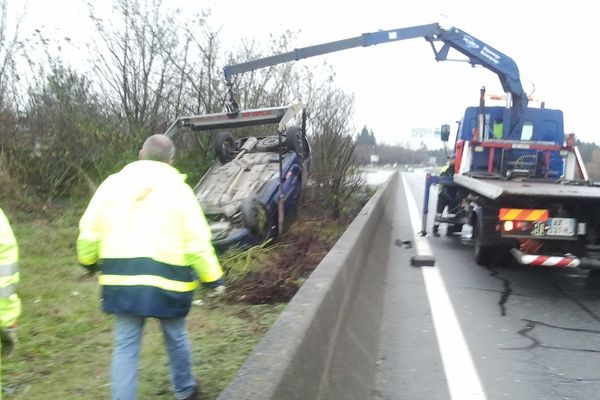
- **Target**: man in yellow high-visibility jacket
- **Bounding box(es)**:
[0,208,21,395]
[77,134,224,400]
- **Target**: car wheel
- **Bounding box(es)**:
[284,126,303,156]
[256,136,281,152]
[215,131,235,163]
[240,197,270,240]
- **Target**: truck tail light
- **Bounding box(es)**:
[503,220,532,232]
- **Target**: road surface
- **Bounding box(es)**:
[373,171,600,400]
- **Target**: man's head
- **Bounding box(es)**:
[139,134,175,164]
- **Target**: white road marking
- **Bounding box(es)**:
[401,173,487,400]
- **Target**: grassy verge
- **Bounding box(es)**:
[3,203,283,399]
[2,186,373,399]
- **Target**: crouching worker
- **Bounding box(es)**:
[432,155,458,237]
[77,134,225,400]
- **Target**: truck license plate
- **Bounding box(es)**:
[545,218,576,236]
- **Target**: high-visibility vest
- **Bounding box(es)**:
[437,163,455,194]
[0,209,21,328]
[77,160,223,318]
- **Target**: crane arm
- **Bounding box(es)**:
[224,22,528,137]
[223,23,441,80]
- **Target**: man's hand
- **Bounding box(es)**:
[207,285,226,298]
[203,278,226,298]
[80,262,99,275]
[1,326,18,356]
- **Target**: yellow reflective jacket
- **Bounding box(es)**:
[0,208,21,328]
[437,162,455,194]
[77,160,223,318]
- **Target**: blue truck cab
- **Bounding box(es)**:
[455,106,567,179]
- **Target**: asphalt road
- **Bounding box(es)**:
[372,171,600,400]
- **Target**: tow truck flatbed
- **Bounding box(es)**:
[454,174,600,200]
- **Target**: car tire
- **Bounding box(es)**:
[284,126,303,156]
[256,136,281,152]
[240,197,270,240]
[215,131,235,163]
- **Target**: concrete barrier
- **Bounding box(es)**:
[218,172,399,400]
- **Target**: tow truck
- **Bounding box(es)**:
[222,22,600,270]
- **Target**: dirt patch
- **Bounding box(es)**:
[222,187,374,304]
[224,220,330,304]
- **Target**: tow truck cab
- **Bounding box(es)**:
[455,106,566,179]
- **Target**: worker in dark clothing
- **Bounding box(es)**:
[432,156,457,237]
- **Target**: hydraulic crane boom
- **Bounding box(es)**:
[223,22,528,138]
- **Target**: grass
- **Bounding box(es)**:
[2,202,284,400]
[1,186,373,399]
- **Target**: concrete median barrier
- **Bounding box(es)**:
[218,172,399,400]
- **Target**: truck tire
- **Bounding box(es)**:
[473,221,495,265]
[446,223,463,236]
[215,131,235,163]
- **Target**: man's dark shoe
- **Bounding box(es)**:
[183,386,202,400]
[432,226,440,237]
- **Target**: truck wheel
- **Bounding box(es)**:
[215,131,235,163]
[473,222,494,265]
[446,224,463,236]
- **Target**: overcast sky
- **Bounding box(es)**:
[15,0,600,145]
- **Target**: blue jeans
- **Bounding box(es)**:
[111,315,197,400]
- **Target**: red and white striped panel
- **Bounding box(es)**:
[519,254,580,268]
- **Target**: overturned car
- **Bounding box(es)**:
[165,104,311,250]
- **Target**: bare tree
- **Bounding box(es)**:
[308,86,362,219]
[175,21,225,115]
[88,0,181,133]
[0,0,25,114]
[224,30,303,111]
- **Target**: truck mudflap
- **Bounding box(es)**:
[510,249,600,270]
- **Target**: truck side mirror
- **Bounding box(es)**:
[440,124,450,142]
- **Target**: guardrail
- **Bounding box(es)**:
[218,172,399,399]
